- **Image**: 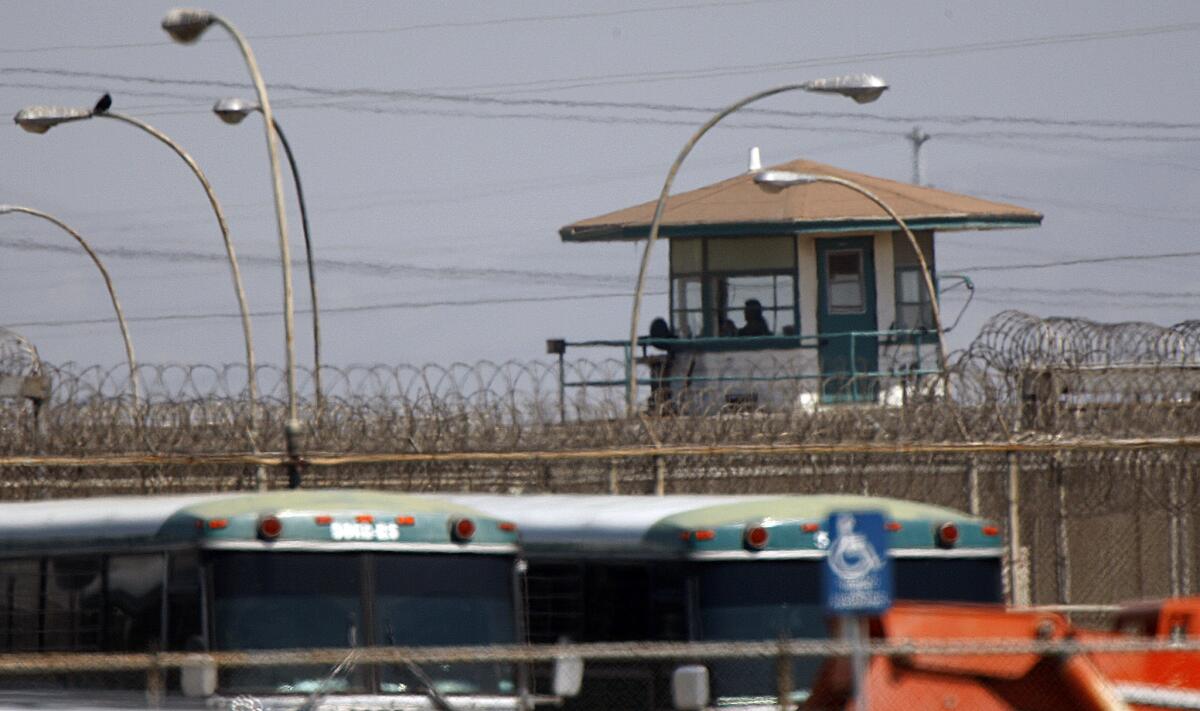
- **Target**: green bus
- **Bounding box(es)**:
[451,493,1003,710]
[0,490,523,709]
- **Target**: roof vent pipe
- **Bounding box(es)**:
[747,146,762,173]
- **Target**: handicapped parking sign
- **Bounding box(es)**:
[822,511,893,615]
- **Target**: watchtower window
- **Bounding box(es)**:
[669,236,798,338]
[892,231,936,331]
[895,267,933,330]
[825,249,866,314]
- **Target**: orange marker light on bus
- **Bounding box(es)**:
[982,525,1000,537]
[451,517,476,542]
[744,525,769,550]
[207,518,228,530]
[258,515,283,540]
[885,521,903,532]
[694,529,716,541]
[801,523,820,533]
[355,514,374,524]
[314,515,333,526]
[396,516,415,526]
[498,521,517,532]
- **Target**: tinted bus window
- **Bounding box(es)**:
[374,554,516,696]
[210,552,366,694]
[44,556,104,652]
[106,554,164,652]
[697,561,825,703]
[697,557,1003,702]
[895,557,1003,603]
[0,559,40,651]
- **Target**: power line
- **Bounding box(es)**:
[944,188,1200,224]
[9,68,1198,144]
[462,20,1200,95]
[982,286,1200,299]
[0,235,641,288]
[0,0,785,54]
[955,250,1200,273]
[5,290,667,330]
[11,65,1200,132]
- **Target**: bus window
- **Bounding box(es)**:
[210,552,366,694]
[894,557,1002,603]
[106,554,164,653]
[374,554,516,696]
[44,556,104,652]
[165,550,202,652]
[0,558,40,652]
[696,560,825,702]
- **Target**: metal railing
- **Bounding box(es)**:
[547,328,940,413]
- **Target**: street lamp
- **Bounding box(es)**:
[14,98,259,409]
[626,74,889,416]
[0,205,140,405]
[163,7,303,487]
[753,170,948,371]
[213,97,322,411]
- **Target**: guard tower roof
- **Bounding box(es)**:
[559,157,1042,242]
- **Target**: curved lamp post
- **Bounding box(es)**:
[0,205,140,404]
[13,100,259,408]
[754,170,948,371]
[213,97,321,410]
[163,8,302,486]
[626,74,889,416]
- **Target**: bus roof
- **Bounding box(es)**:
[0,490,517,555]
[444,493,1000,559]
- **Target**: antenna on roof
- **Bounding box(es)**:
[748,146,762,173]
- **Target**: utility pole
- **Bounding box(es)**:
[908,125,931,185]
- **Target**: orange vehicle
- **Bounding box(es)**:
[805,599,1200,711]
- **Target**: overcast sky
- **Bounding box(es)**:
[2,1,1199,375]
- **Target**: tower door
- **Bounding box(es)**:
[816,237,878,401]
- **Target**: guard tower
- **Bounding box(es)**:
[558,155,1042,411]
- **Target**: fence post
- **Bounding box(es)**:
[145,653,164,708]
[623,343,634,415]
[775,638,793,711]
[965,460,980,516]
[655,455,667,496]
[1054,456,1071,605]
[1184,466,1193,595]
[850,332,858,401]
[608,460,620,494]
[558,350,566,425]
[1007,452,1024,605]
[1169,468,1182,597]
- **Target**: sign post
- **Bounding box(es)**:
[821,511,892,710]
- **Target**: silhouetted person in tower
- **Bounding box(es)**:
[738,299,772,337]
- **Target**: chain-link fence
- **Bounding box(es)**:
[0,636,1196,709]
[1,312,1199,607]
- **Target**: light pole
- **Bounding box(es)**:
[162,8,302,487]
[626,75,889,416]
[0,205,140,404]
[213,97,321,411]
[13,99,259,409]
[753,170,948,371]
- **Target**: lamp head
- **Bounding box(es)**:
[162,8,215,44]
[13,106,93,134]
[0,205,13,214]
[212,97,259,125]
[753,170,820,191]
[803,74,888,104]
